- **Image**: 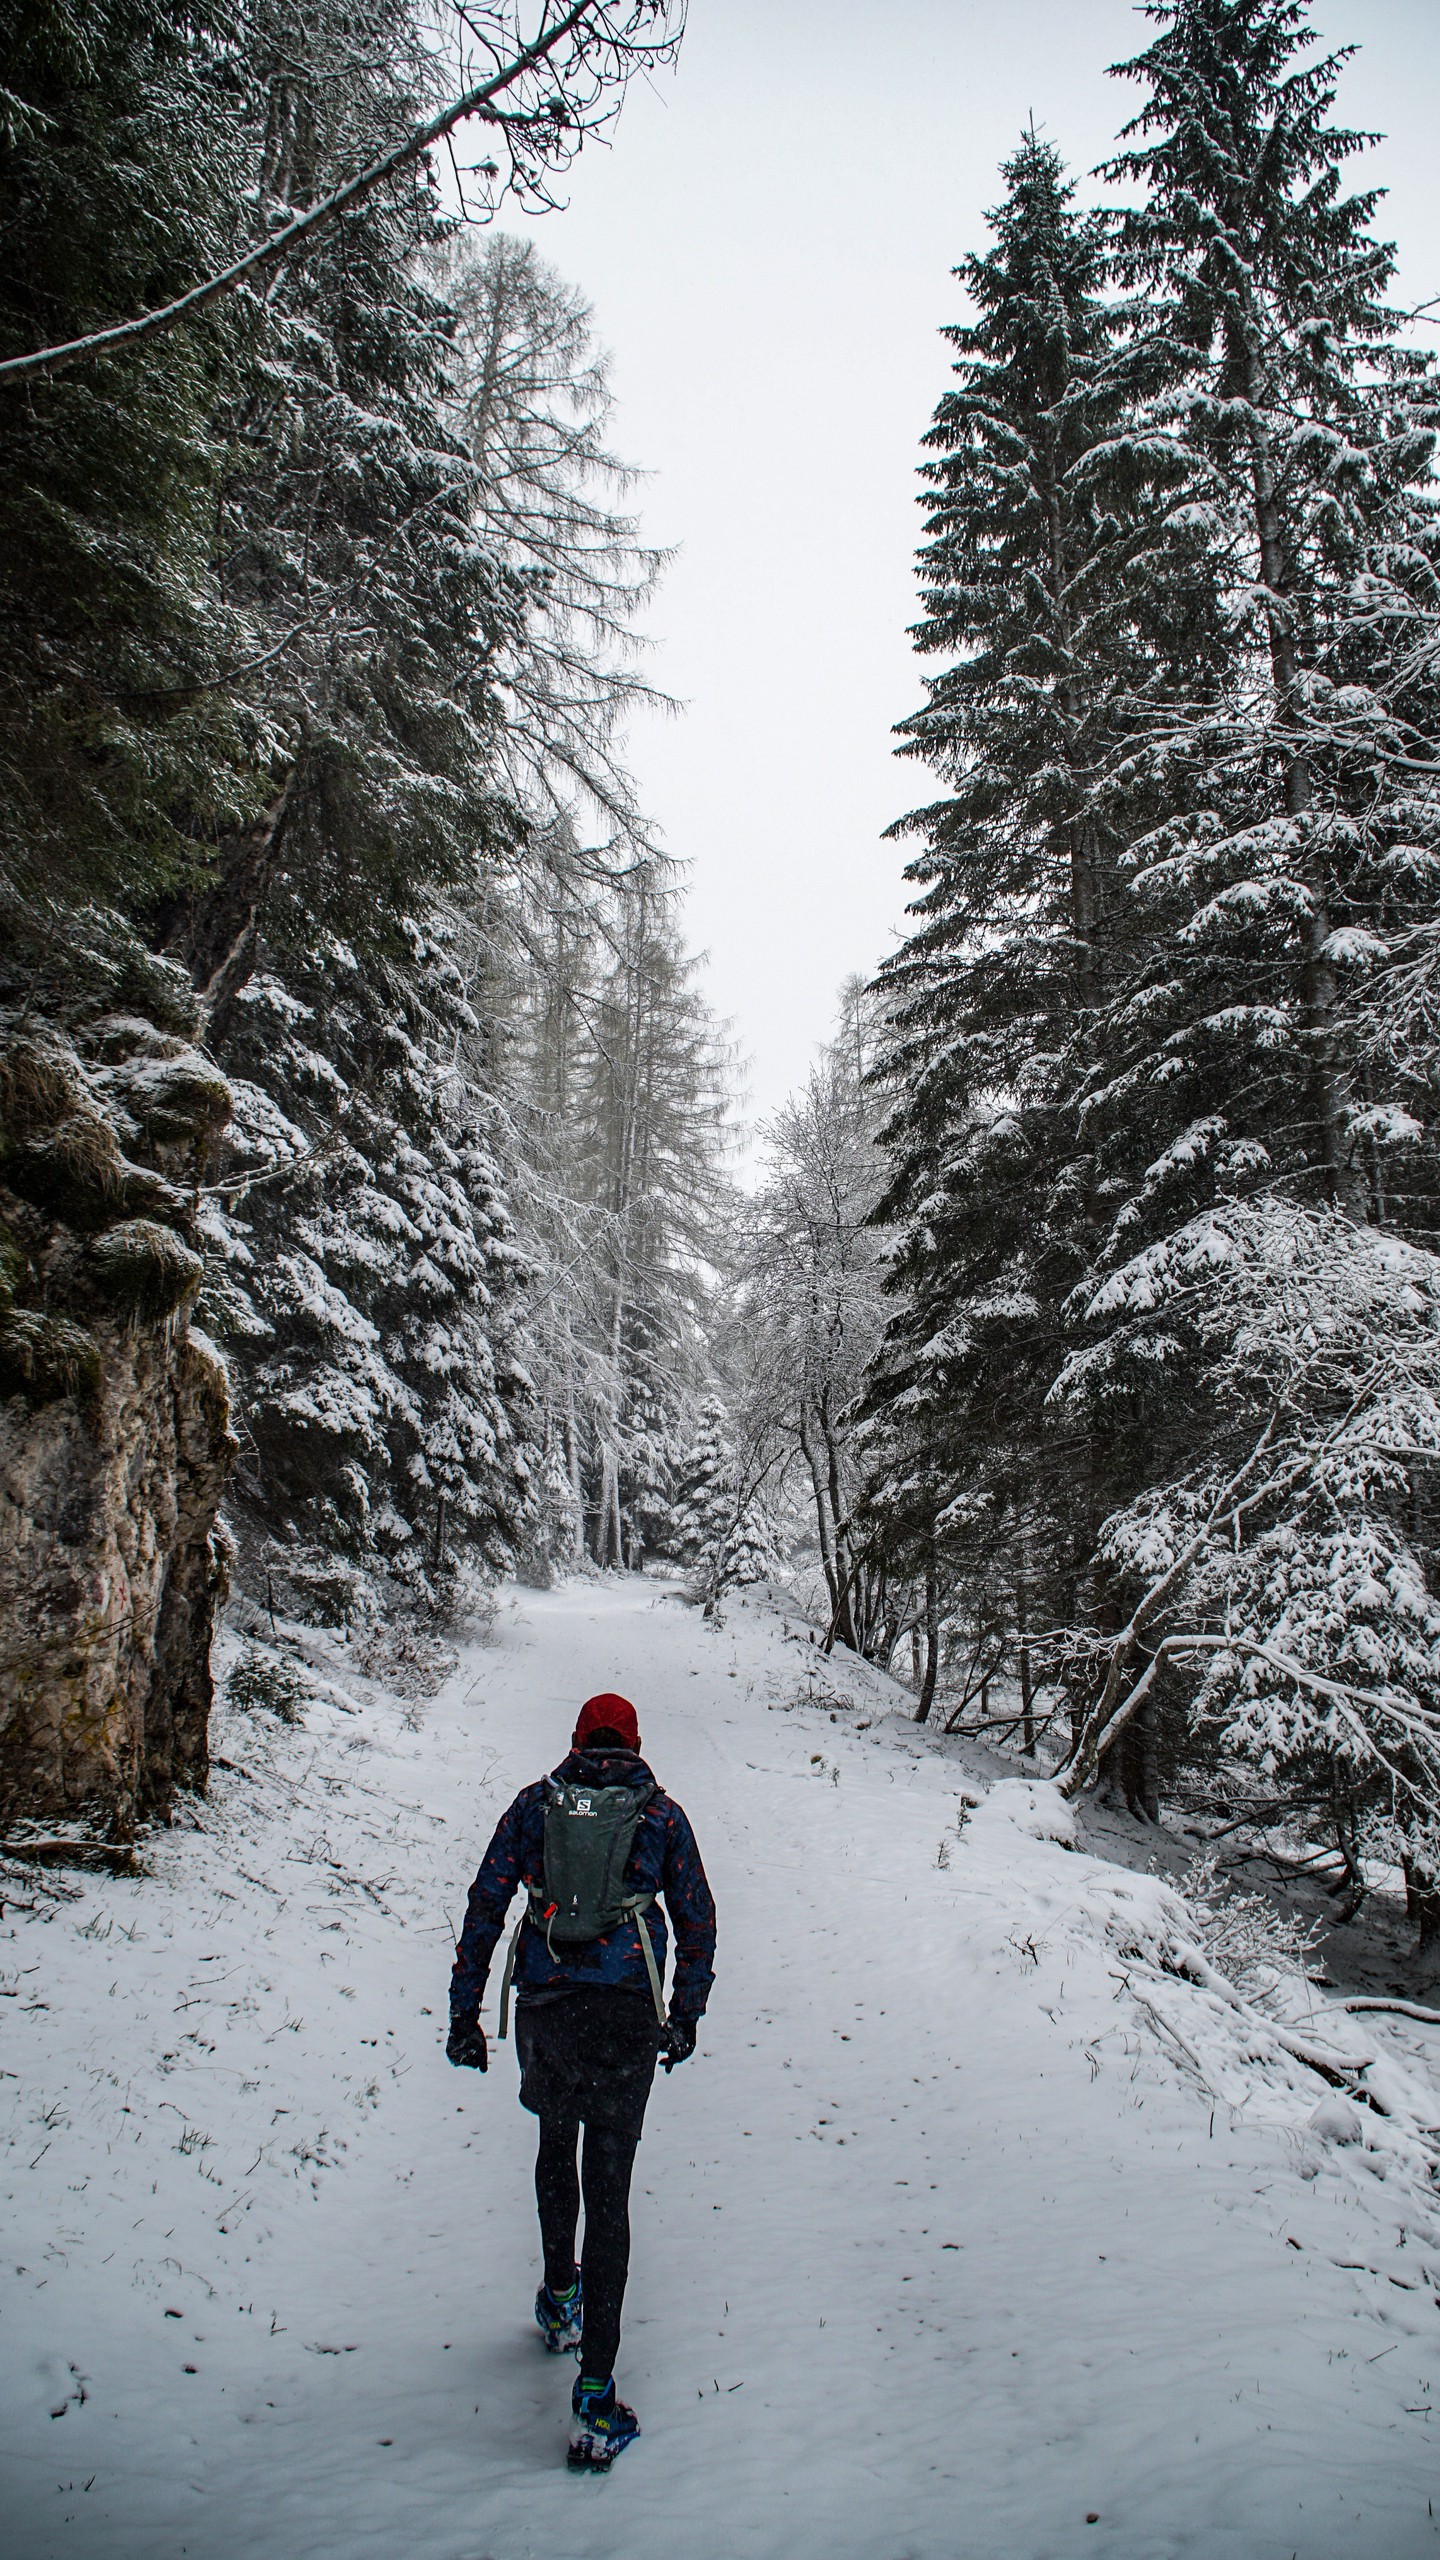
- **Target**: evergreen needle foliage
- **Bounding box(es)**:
[0,0,731,1782]
[865,0,1440,1955]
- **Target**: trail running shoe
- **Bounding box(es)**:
[567,2374,640,2472]
[534,2277,583,2356]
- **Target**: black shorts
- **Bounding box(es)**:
[515,1987,661,2136]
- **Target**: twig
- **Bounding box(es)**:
[1131,1989,1226,2099]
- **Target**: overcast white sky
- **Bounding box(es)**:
[498,0,1440,1142]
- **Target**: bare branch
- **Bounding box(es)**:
[0,2,682,384]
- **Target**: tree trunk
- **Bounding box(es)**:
[914,1557,940,1725]
[1128,1697,1161,1824]
[1098,1693,1160,1822]
[799,1404,842,1622]
[597,1441,623,1571]
[820,1393,860,1653]
[157,772,300,1048]
[1404,1857,1440,1979]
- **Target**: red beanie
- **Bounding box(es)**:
[574,1692,640,1752]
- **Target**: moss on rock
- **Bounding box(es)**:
[0,1035,86,1142]
[100,1045,231,1149]
[87,1220,203,1322]
[0,1309,103,1402]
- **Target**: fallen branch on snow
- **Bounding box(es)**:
[1166,1938,1379,2098]
[1341,1996,1440,2028]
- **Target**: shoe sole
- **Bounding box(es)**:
[567,2417,640,2473]
[567,2436,637,2473]
[535,2297,583,2356]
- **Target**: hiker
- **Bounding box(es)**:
[447,1689,717,2471]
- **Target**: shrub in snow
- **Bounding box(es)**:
[268,1552,375,1634]
[349,1617,459,1700]
[1055,1201,1440,1957]
[228,1647,308,1725]
[669,1394,784,1607]
[1309,2095,1367,2145]
[1176,1850,1322,2004]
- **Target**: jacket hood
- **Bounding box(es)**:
[553,1747,656,1792]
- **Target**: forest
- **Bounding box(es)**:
[4,0,1440,1979]
[7,0,1440,2546]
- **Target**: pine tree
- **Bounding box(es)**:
[160,0,524,1048]
[867,131,1216,1701]
[667,1395,734,1566]
[867,34,1440,1880]
[1044,0,1440,1837]
[204,915,534,1602]
[667,1391,780,1599]
[0,0,260,955]
[1089,0,1440,1249]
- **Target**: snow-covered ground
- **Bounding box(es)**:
[4,1577,1439,2560]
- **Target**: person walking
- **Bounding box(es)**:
[447,1689,717,2471]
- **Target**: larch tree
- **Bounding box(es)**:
[450,230,669,850]
[739,982,894,1657]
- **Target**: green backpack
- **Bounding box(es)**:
[497,1778,666,2037]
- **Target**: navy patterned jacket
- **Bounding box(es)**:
[449,1747,717,2024]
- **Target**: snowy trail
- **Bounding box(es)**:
[4,1579,1439,2560]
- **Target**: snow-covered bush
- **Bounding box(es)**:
[1175,1850,1322,2003]
[1056,1202,1440,1926]
[228,1647,308,1725]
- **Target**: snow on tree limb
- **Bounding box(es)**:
[0,2,682,384]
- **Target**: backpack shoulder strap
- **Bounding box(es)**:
[621,1890,666,2021]
[497,1782,557,2042]
[497,1902,528,2042]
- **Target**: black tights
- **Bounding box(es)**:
[535,2113,641,2384]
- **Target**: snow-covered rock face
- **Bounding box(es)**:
[0,1013,236,1835]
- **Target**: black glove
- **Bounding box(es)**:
[660,2016,697,2073]
[447,2013,488,2072]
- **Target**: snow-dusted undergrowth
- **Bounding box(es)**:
[3,1579,1439,2559]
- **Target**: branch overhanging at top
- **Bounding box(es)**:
[0,1,684,385]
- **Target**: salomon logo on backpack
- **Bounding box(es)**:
[540,1779,654,1942]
